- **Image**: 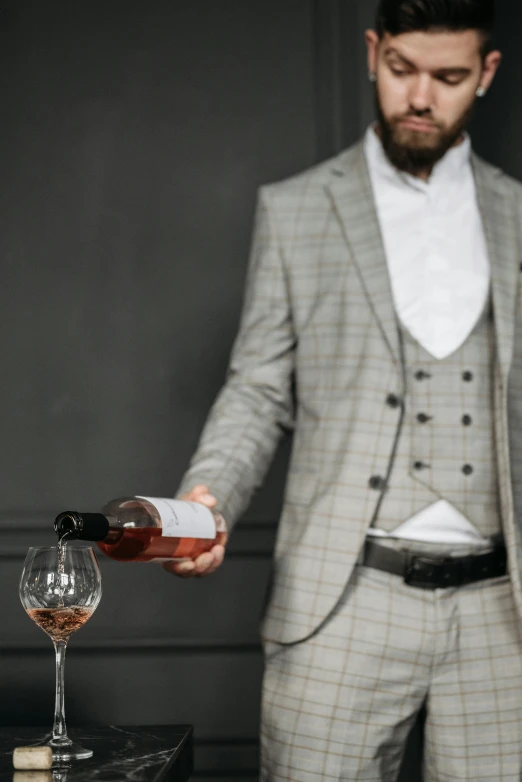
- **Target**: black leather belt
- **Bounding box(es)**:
[361,538,507,589]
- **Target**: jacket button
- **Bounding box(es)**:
[369,475,386,490]
[462,464,474,475]
[386,393,401,408]
[413,461,428,471]
[416,413,431,423]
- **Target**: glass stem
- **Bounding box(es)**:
[52,640,70,743]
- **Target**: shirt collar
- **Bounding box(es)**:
[364,122,472,194]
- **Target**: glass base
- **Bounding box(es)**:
[48,737,93,762]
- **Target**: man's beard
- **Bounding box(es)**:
[375,96,475,177]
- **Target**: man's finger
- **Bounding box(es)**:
[181,485,218,507]
[195,546,226,575]
[191,484,210,494]
[162,560,196,577]
[192,552,214,573]
[210,545,225,565]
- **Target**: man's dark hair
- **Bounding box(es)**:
[375,0,496,56]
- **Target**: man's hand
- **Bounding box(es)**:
[162,484,228,577]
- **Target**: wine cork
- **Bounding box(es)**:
[12,746,53,770]
[13,773,52,782]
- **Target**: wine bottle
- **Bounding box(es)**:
[54,496,227,563]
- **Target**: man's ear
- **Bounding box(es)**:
[478,49,502,95]
[365,29,380,78]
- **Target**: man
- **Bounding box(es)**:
[167,1,522,779]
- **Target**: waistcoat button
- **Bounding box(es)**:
[369,475,386,490]
[415,370,431,381]
[416,413,431,423]
[462,464,474,475]
[462,371,473,382]
[413,461,428,471]
[462,415,472,426]
[386,393,400,408]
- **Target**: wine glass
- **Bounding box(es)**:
[19,545,102,763]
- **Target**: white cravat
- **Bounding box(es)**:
[364,125,492,545]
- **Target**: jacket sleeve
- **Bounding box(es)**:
[176,185,297,531]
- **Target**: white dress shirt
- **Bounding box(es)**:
[364,125,492,545]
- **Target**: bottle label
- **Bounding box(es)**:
[137,497,215,539]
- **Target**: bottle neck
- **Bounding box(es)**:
[54,511,111,542]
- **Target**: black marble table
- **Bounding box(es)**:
[0,725,193,781]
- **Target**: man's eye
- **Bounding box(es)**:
[391,68,409,76]
[438,76,463,85]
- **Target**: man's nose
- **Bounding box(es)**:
[408,75,435,113]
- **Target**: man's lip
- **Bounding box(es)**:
[399,118,437,132]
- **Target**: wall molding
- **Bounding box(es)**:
[0,638,263,654]
[312,0,364,160]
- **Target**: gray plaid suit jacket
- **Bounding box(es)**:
[178,139,522,645]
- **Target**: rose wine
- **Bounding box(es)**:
[55,496,227,563]
[96,524,227,562]
[27,606,94,641]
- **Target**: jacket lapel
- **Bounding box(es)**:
[472,153,519,380]
[326,142,402,367]
[327,143,519,379]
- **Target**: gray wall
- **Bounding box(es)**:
[0,2,521,780]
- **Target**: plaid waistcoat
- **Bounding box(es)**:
[373,300,502,538]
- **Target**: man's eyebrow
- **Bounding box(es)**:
[383,48,416,68]
[433,67,471,76]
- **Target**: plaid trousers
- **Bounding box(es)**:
[260,562,522,782]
